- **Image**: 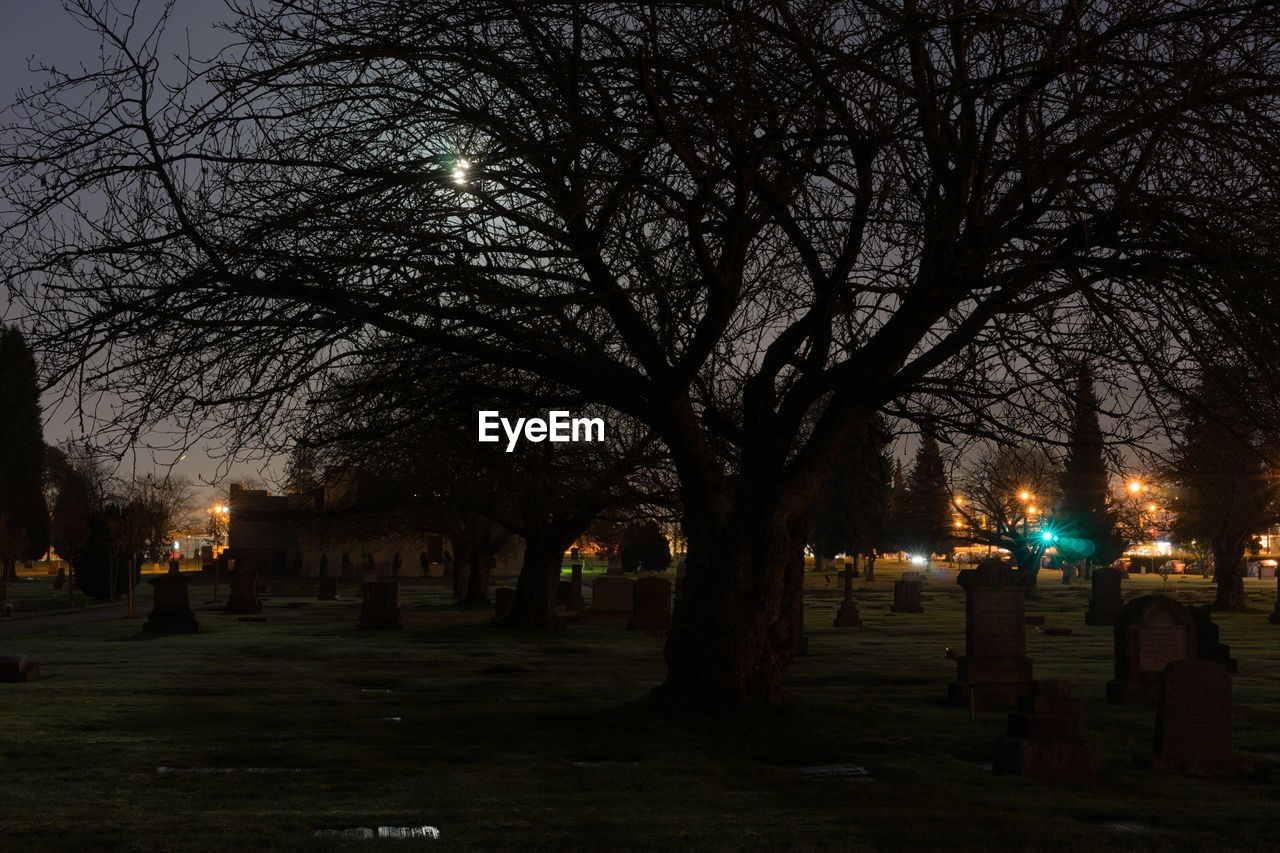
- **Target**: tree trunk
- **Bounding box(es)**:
[451,538,472,600]
[1212,542,1247,610]
[464,545,494,605]
[658,505,807,708]
[865,554,875,582]
[813,551,825,574]
[504,523,566,629]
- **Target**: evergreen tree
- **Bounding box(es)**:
[1056,365,1123,567]
[809,418,890,569]
[0,327,48,607]
[1169,368,1280,610]
[900,435,954,565]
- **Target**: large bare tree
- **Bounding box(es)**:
[6,1,1280,706]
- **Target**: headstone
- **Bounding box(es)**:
[1189,606,1237,673]
[1085,567,1124,626]
[1106,595,1196,704]
[607,555,623,576]
[590,575,635,616]
[317,577,339,601]
[0,654,40,682]
[357,580,402,630]
[494,587,515,619]
[833,568,862,627]
[948,560,1033,711]
[223,568,262,615]
[994,681,1098,776]
[568,564,585,612]
[570,547,580,562]
[1144,658,1250,776]
[53,566,66,590]
[892,572,923,614]
[143,571,199,634]
[629,576,672,631]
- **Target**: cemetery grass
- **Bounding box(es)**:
[0,567,1277,851]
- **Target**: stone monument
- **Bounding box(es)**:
[948,559,1033,711]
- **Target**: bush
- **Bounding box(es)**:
[619,522,672,573]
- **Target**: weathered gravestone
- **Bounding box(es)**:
[143,563,199,634]
[1189,605,1237,673]
[833,568,862,627]
[0,654,40,683]
[892,572,924,614]
[994,681,1098,777]
[494,587,515,619]
[223,568,262,615]
[629,576,672,631]
[590,575,634,617]
[1085,567,1124,626]
[317,577,339,601]
[1142,658,1251,776]
[606,555,624,576]
[357,580,402,630]
[948,560,1033,711]
[1107,595,1195,705]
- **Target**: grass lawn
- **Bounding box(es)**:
[1,562,1277,851]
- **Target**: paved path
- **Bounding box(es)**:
[0,604,132,638]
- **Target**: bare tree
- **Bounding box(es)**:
[6,2,1280,706]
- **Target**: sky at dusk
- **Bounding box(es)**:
[2,1,274,494]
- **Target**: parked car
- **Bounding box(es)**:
[1160,560,1186,574]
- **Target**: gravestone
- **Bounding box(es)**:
[223,568,262,615]
[53,566,66,590]
[1144,658,1250,776]
[1085,567,1124,626]
[570,547,580,562]
[948,560,1033,711]
[892,572,924,614]
[606,555,623,576]
[629,576,672,631]
[317,577,339,601]
[590,575,635,617]
[1189,605,1237,673]
[143,563,199,634]
[833,568,862,627]
[994,681,1098,777]
[1107,595,1196,705]
[0,655,40,683]
[494,587,515,619]
[568,564,585,612]
[357,580,402,630]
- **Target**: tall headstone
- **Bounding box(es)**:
[1107,595,1196,704]
[948,560,1033,711]
[223,568,262,615]
[357,580,402,630]
[833,568,862,627]
[143,563,199,634]
[629,576,672,631]
[994,681,1098,777]
[1144,658,1250,776]
[892,572,924,614]
[1085,567,1123,626]
[607,555,624,576]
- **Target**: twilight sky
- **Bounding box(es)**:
[2,1,275,494]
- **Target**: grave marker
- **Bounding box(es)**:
[629,576,672,631]
[948,559,1033,711]
[357,580,402,630]
[1085,566,1123,626]
[892,572,923,614]
[1144,658,1250,776]
[1107,595,1195,704]
[223,568,262,615]
[833,568,862,627]
[143,564,199,634]
[994,681,1098,777]
[590,575,634,617]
